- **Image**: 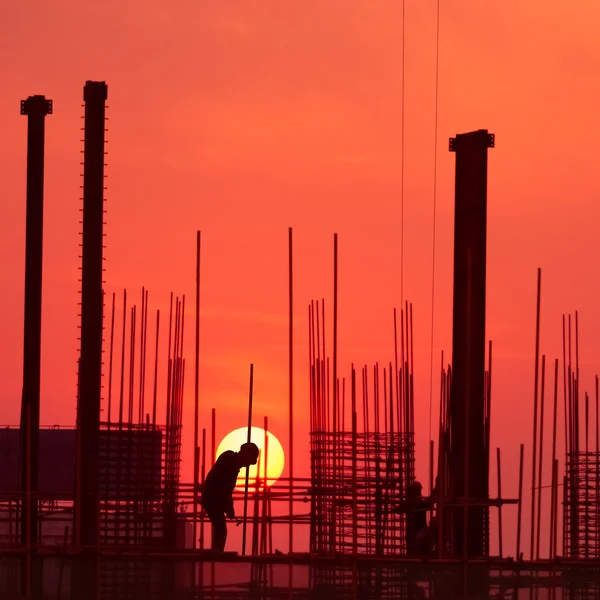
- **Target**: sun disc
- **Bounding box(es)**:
[216,426,285,489]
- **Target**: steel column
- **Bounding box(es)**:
[448,129,494,558]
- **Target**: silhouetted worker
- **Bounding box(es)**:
[431,475,440,500]
[418,475,441,554]
[395,480,436,556]
[200,442,259,552]
[416,514,439,555]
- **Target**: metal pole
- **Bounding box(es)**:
[242,364,254,555]
[288,228,294,594]
[77,81,108,556]
[193,231,201,549]
[516,443,525,559]
[19,94,52,554]
[530,268,542,560]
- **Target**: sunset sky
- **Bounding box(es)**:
[2,0,600,557]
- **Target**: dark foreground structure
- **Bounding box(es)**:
[1,552,600,599]
[5,81,600,599]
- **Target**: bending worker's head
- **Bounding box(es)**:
[407,480,423,498]
[238,442,259,467]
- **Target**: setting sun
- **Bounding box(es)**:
[217,426,285,490]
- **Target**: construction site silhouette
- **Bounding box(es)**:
[1,81,599,600]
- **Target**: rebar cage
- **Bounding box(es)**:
[310,431,415,556]
[564,451,600,558]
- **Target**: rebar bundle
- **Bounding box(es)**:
[308,297,417,558]
[310,431,414,556]
[98,423,166,546]
[565,451,600,558]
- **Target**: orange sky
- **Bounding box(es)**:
[2,0,600,557]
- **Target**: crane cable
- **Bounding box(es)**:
[400,0,405,309]
[428,0,441,445]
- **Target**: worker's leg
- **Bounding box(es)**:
[209,511,227,552]
[406,526,419,556]
[406,537,417,556]
[429,523,439,554]
[415,526,435,555]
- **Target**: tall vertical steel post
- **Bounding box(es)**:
[19,95,52,549]
[448,129,494,558]
[76,81,107,554]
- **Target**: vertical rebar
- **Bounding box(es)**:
[550,358,559,558]
[138,287,145,424]
[107,292,116,425]
[562,316,568,457]
[393,309,400,438]
[496,448,503,557]
[200,427,207,551]
[530,267,542,560]
[152,310,160,429]
[142,289,149,422]
[553,458,559,558]
[193,231,201,550]
[211,408,216,466]
[351,368,358,594]
[536,355,546,559]
[128,305,137,424]
[516,443,524,559]
[332,233,338,554]
[288,228,294,567]
[409,303,415,436]
[242,364,254,556]
[595,376,599,559]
